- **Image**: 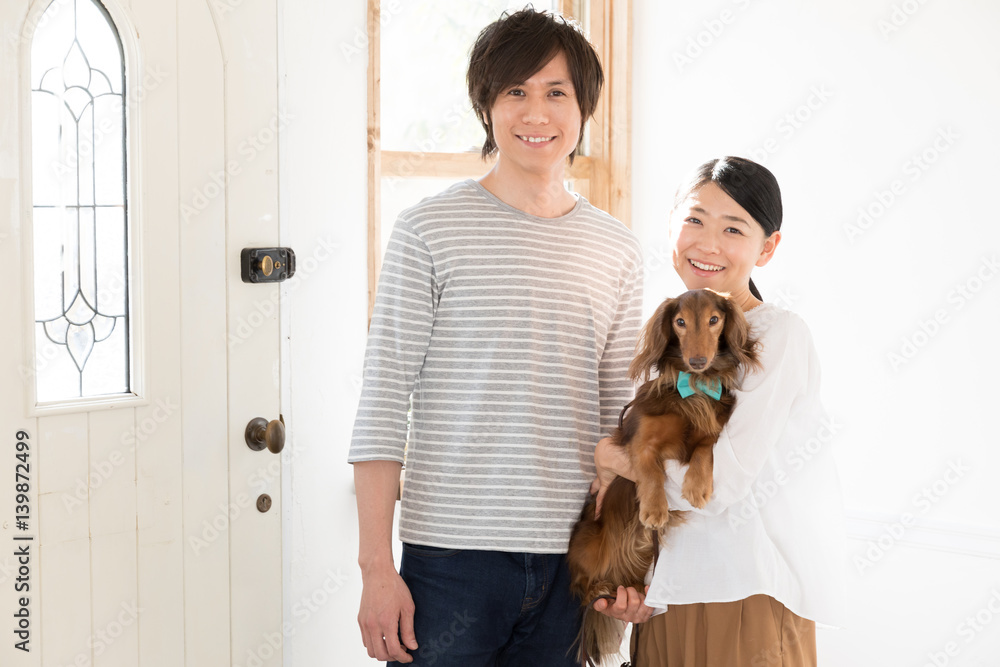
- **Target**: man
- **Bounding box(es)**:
[350,9,647,665]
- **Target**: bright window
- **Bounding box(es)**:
[367,0,631,318]
[380,0,559,155]
[30,0,131,403]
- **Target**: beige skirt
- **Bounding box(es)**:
[629,594,816,667]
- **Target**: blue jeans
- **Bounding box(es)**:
[388,544,581,667]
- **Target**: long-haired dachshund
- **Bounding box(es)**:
[566,288,761,665]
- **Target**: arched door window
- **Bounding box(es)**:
[30,0,131,403]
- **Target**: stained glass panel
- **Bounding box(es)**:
[30,0,130,403]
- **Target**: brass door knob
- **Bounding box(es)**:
[245,415,285,453]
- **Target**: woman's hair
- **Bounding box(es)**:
[467,8,603,163]
[673,156,782,300]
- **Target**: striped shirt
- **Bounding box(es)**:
[348,179,644,553]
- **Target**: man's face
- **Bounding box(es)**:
[487,51,582,179]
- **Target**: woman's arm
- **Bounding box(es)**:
[664,310,819,515]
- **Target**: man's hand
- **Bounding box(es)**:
[588,440,654,623]
[592,585,655,624]
[354,461,417,662]
[358,564,419,663]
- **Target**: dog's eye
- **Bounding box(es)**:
[675,318,685,328]
[709,316,719,325]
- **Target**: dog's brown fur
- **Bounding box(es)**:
[566,289,761,665]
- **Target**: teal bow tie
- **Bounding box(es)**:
[677,372,723,400]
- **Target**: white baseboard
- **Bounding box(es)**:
[845,508,1000,560]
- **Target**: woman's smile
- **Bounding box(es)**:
[688,258,725,274]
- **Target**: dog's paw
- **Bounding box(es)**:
[639,500,672,530]
[681,478,713,509]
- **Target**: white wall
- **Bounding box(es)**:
[632,0,1000,664]
[278,0,377,665]
[277,0,1000,664]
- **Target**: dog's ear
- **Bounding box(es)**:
[629,298,677,383]
[720,296,761,372]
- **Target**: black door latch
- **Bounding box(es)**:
[241,247,296,283]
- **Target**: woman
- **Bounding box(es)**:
[592,156,847,666]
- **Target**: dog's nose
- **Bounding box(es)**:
[688,357,707,370]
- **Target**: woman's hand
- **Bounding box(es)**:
[592,585,655,624]
[590,436,636,517]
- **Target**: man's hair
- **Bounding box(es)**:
[467,8,604,162]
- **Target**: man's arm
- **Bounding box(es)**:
[349,216,436,662]
[596,261,645,445]
[355,460,418,663]
[591,254,653,625]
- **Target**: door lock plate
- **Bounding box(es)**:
[241,247,296,283]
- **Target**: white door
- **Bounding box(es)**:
[0,0,284,665]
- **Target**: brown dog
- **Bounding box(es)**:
[566,289,761,665]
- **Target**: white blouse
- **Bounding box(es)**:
[644,303,848,628]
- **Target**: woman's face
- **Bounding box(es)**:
[670,182,780,299]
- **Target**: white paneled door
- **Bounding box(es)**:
[0,0,284,665]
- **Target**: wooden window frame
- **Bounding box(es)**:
[366,0,631,318]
